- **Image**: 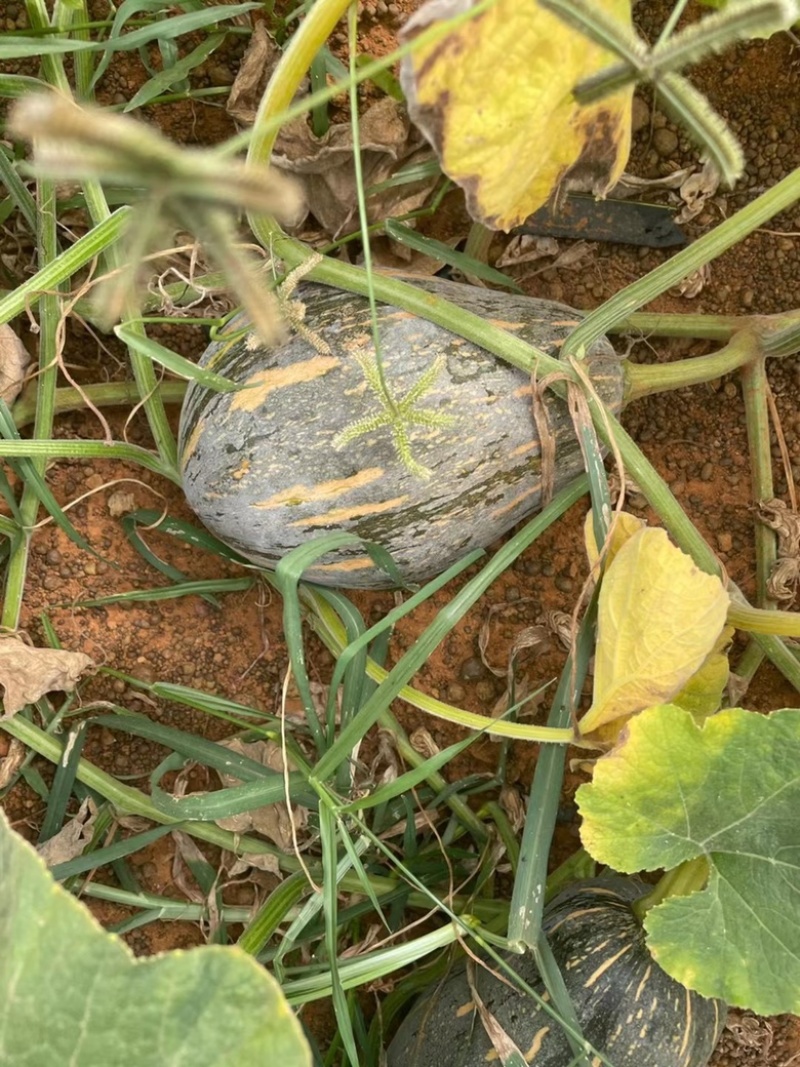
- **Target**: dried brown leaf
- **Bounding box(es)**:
[496,234,560,268]
[226,22,283,125]
[499,785,525,832]
[409,727,439,758]
[545,610,573,651]
[0,737,26,788]
[216,737,308,851]
[466,961,526,1063]
[676,161,720,224]
[756,498,800,602]
[0,635,94,718]
[725,1010,773,1055]
[609,168,690,200]
[0,324,31,406]
[171,830,213,906]
[271,97,437,236]
[757,498,800,556]
[676,262,710,299]
[225,851,280,877]
[37,797,97,866]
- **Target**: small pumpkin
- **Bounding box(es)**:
[179,278,623,588]
[386,878,726,1067]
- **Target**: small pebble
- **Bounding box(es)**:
[459,657,485,682]
[631,96,650,132]
[653,127,678,157]
[717,532,733,553]
[700,462,714,481]
[446,683,466,703]
[475,679,495,703]
[207,63,235,86]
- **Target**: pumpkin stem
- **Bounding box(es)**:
[632,855,710,921]
[622,327,759,403]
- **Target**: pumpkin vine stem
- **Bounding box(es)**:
[632,856,710,922]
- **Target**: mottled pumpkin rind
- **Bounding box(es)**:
[386,877,726,1067]
[179,277,624,588]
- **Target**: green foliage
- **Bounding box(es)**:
[579,704,800,1013]
[3,1,800,1061]
[0,810,311,1066]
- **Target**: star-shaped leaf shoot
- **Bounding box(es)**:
[333,352,454,479]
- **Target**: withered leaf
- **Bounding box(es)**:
[216,737,308,851]
[0,324,30,407]
[0,635,94,718]
[271,97,437,237]
[37,797,97,866]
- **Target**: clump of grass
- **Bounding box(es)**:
[3,1,800,1064]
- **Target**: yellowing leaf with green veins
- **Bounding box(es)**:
[399,0,633,231]
[577,705,800,1014]
[579,527,729,735]
[583,508,645,573]
[670,624,733,722]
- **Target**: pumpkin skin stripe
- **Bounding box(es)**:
[385,878,726,1067]
[287,496,409,527]
[179,417,206,474]
[179,278,624,589]
[635,963,653,1001]
[230,355,341,412]
[680,988,693,1063]
[524,1027,551,1060]
[313,556,376,573]
[583,942,634,987]
[254,468,386,507]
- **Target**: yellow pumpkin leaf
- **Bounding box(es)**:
[671,624,734,722]
[580,527,729,736]
[584,508,645,573]
[399,0,633,231]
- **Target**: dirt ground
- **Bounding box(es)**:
[2,0,800,1063]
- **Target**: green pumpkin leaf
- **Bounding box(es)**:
[0,809,310,1065]
[577,704,800,1014]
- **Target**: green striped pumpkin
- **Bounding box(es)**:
[386,878,726,1067]
[179,278,624,588]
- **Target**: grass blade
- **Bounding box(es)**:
[385,220,522,292]
[125,33,224,110]
[115,323,241,390]
[38,723,88,843]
